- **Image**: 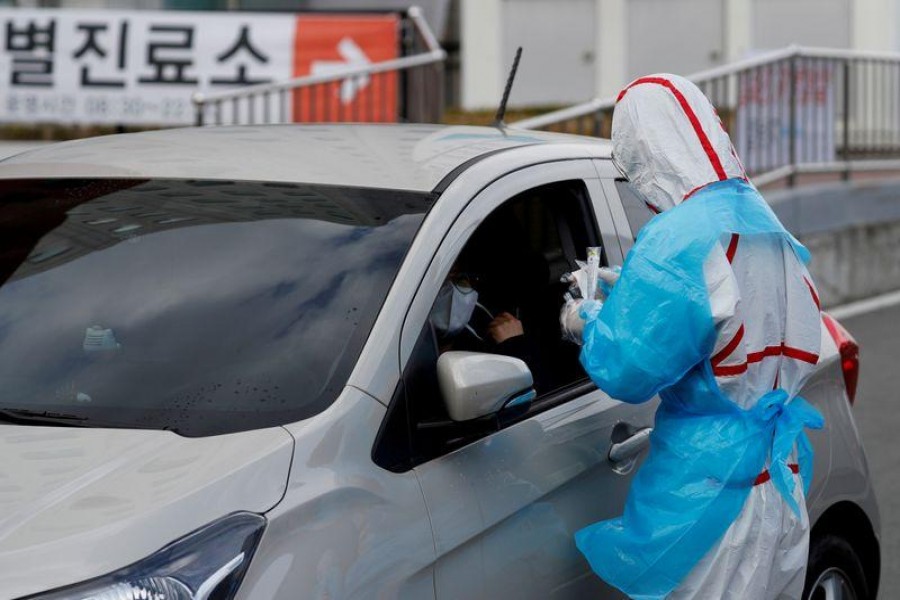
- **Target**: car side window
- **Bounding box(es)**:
[373,180,603,471]
[616,179,656,238]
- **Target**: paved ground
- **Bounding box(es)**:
[840,301,900,599]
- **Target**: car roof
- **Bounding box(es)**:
[0,124,612,193]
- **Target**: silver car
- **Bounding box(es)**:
[0,125,879,600]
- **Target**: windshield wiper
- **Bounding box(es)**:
[0,408,91,428]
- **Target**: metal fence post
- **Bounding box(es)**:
[192,92,205,127]
[436,61,446,123]
[788,55,797,187]
[399,16,413,121]
[843,59,851,180]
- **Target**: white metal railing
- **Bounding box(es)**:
[192,6,446,126]
[513,46,900,186]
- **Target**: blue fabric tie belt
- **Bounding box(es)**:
[749,389,825,516]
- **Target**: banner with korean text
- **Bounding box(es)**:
[0,9,399,126]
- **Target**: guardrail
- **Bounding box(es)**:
[513,46,900,186]
[191,6,446,127]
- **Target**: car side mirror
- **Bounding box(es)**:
[436,351,535,422]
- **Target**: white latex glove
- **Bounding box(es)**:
[560,298,603,345]
[597,266,621,298]
[563,265,622,301]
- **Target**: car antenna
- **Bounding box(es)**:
[493,46,523,129]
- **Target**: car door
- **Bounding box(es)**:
[395,160,656,599]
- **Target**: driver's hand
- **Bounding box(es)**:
[488,312,524,344]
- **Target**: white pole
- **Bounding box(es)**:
[460,0,504,110]
[723,0,752,62]
[853,0,894,51]
[595,0,628,97]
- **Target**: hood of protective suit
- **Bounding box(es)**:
[612,74,745,211]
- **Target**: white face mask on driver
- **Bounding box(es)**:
[430,280,493,340]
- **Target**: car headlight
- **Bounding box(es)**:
[24,512,266,600]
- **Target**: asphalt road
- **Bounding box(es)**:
[840,300,900,599]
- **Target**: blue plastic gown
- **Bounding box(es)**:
[575,178,824,599]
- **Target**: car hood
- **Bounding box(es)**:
[0,423,293,600]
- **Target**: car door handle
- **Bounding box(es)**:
[608,427,653,464]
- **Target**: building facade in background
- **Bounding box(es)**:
[461,0,900,110]
[3,0,898,112]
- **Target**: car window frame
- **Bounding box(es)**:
[596,159,643,260]
[373,159,621,471]
[399,160,621,364]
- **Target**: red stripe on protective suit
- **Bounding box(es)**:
[725,234,740,263]
[754,463,800,486]
[705,236,744,373]
[779,345,819,364]
[683,184,709,200]
[714,363,749,377]
[713,343,820,377]
[711,324,744,368]
[617,77,728,181]
[804,277,821,310]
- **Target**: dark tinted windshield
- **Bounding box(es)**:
[0,178,432,436]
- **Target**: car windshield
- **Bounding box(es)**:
[0,178,432,436]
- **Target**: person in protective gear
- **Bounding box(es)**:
[566,74,825,599]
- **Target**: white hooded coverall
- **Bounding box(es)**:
[576,74,822,599]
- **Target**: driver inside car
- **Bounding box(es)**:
[430,267,547,393]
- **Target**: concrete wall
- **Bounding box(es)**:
[855,0,897,51]
[752,0,851,51]
[461,0,599,109]
[804,221,900,307]
[501,0,597,105]
[460,0,900,110]
[626,0,724,81]
[769,178,900,307]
